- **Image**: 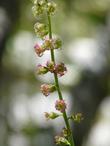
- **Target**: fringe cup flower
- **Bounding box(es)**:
[46,61,55,73]
[34,38,62,57]
[54,136,70,146]
[46,61,67,76]
[34,22,48,38]
[54,63,67,77]
[71,113,84,123]
[32,0,46,16]
[34,44,45,57]
[47,1,57,15]
[32,0,57,16]
[55,99,67,113]
[53,38,62,49]
[61,128,71,138]
[43,38,62,50]
[36,61,67,77]
[37,64,48,74]
[44,112,60,120]
[43,39,53,50]
[40,84,56,96]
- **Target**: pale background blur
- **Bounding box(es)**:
[0,0,110,146]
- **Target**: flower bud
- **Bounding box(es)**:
[43,38,62,50]
[40,84,56,96]
[34,22,48,38]
[37,64,48,74]
[61,128,71,138]
[44,112,60,120]
[71,113,84,123]
[47,2,57,15]
[46,61,55,73]
[55,99,67,113]
[55,136,70,146]
[53,38,62,49]
[43,39,53,50]
[34,44,45,57]
[55,63,67,77]
[32,0,46,16]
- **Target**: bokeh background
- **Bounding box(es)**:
[0,0,110,146]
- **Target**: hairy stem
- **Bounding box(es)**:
[45,1,75,146]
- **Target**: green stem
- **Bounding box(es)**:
[45,2,75,146]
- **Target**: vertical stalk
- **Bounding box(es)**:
[45,1,75,146]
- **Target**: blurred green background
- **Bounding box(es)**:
[0,0,110,146]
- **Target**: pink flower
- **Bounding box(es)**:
[54,63,67,77]
[55,99,67,113]
[40,84,56,96]
[34,44,44,57]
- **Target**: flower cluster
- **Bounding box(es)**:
[55,99,67,113]
[32,0,56,17]
[54,127,71,145]
[34,37,62,56]
[34,22,48,38]
[32,0,46,16]
[47,1,56,15]
[40,84,56,96]
[37,61,67,77]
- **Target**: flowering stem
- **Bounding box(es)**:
[46,4,62,100]
[46,1,75,146]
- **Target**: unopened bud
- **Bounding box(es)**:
[37,64,48,74]
[71,113,84,123]
[55,63,67,77]
[32,0,46,16]
[43,39,53,50]
[55,136,70,146]
[34,22,48,38]
[40,84,56,96]
[34,44,45,57]
[45,112,60,120]
[55,99,67,113]
[61,128,71,138]
[47,2,57,15]
[46,61,55,73]
[53,38,62,49]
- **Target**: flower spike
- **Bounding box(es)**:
[32,0,76,146]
